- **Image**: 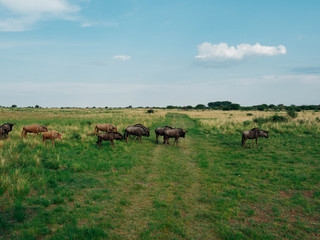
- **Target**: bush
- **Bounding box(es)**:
[253,117,270,124]
[253,115,287,124]
[287,108,298,118]
[271,114,287,122]
[243,120,251,126]
[146,109,154,114]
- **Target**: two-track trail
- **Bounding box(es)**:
[102,113,217,239]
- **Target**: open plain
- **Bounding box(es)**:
[0,108,319,239]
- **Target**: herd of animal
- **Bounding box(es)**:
[0,123,189,148]
[0,122,268,149]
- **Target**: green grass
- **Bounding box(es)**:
[0,108,319,239]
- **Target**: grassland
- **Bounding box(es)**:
[0,108,319,239]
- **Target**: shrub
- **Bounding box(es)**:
[286,108,298,119]
[271,114,287,122]
[253,117,270,124]
[243,120,251,126]
[146,109,154,114]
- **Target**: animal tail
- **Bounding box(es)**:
[124,130,127,138]
[241,133,245,147]
[21,127,26,138]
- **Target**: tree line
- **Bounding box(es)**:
[1,101,319,112]
[166,101,320,111]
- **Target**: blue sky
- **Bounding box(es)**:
[0,0,319,107]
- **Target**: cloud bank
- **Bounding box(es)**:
[196,42,286,61]
[0,0,80,31]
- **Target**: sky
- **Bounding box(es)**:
[0,0,320,107]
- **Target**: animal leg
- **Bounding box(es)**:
[132,136,137,143]
[250,139,254,148]
[52,139,55,147]
[156,134,158,143]
[173,138,177,146]
[243,139,247,149]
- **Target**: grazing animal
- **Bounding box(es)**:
[163,128,187,146]
[0,123,15,139]
[22,124,48,138]
[242,128,269,149]
[94,123,118,136]
[155,126,172,143]
[124,124,150,143]
[43,131,63,147]
[96,132,123,148]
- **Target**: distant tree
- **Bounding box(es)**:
[105,106,108,109]
[146,109,154,114]
[208,101,233,109]
[127,105,132,108]
[257,104,268,111]
[277,104,285,110]
[182,105,193,110]
[11,104,17,108]
[35,105,40,108]
[166,105,175,109]
[229,103,241,110]
[195,104,206,110]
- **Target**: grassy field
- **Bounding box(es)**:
[0,108,319,239]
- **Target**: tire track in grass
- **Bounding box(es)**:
[112,113,217,239]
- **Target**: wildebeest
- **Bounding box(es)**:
[155,126,172,143]
[22,124,48,138]
[242,128,269,149]
[124,124,150,143]
[43,131,63,147]
[163,128,187,146]
[0,123,15,139]
[94,123,118,136]
[96,132,123,148]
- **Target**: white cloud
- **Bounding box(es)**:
[81,21,118,28]
[196,42,286,61]
[113,55,131,61]
[0,0,80,31]
[0,0,79,14]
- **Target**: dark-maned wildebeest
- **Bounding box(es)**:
[163,128,187,146]
[155,126,172,144]
[43,131,63,147]
[96,132,123,148]
[94,123,118,136]
[242,128,269,149]
[124,124,150,143]
[22,124,48,138]
[0,123,15,139]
